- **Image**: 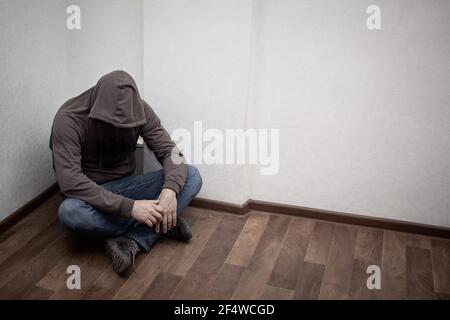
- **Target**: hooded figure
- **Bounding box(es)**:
[50,70,187,218]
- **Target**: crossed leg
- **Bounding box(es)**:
[58,165,202,252]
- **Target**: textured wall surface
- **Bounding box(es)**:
[248,0,450,227]
[0,0,143,221]
[143,0,450,227]
[143,0,254,204]
[63,0,144,98]
[0,0,69,221]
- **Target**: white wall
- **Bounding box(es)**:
[249,0,450,227]
[143,0,450,227]
[143,0,254,204]
[64,0,143,96]
[0,0,143,221]
[0,0,69,221]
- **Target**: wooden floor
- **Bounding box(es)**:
[0,194,449,300]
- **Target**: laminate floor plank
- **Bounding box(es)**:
[179,206,202,225]
[349,227,384,299]
[268,218,314,290]
[168,210,222,276]
[225,212,270,267]
[0,201,59,266]
[406,247,435,299]
[408,234,431,250]
[293,262,325,300]
[354,228,383,262]
[380,231,408,299]
[0,230,68,299]
[261,285,294,300]
[0,227,17,245]
[36,236,100,293]
[304,222,335,265]
[142,272,183,300]
[21,286,54,300]
[170,214,246,300]
[348,259,381,300]
[231,215,291,300]
[319,225,358,299]
[206,263,245,300]
[50,244,110,299]
[430,238,450,295]
[0,220,63,289]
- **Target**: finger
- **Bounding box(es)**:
[154,205,164,213]
[144,216,153,228]
[146,214,157,225]
[151,210,163,221]
[172,210,177,227]
[155,221,160,233]
[167,211,173,231]
[163,215,168,234]
[150,199,159,204]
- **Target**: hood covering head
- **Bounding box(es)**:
[89,70,146,128]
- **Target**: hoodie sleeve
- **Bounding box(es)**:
[140,102,187,195]
[51,114,134,217]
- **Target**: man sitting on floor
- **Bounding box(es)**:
[49,70,202,275]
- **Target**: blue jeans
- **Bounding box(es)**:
[58,165,202,252]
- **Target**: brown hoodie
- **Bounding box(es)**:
[50,70,187,217]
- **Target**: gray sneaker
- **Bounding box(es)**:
[164,217,192,242]
[105,236,140,275]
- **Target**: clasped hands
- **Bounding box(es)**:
[131,188,177,233]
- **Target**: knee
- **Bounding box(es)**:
[58,198,87,231]
[186,165,203,195]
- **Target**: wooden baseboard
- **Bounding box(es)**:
[190,198,250,215]
[0,182,59,235]
[191,197,450,239]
